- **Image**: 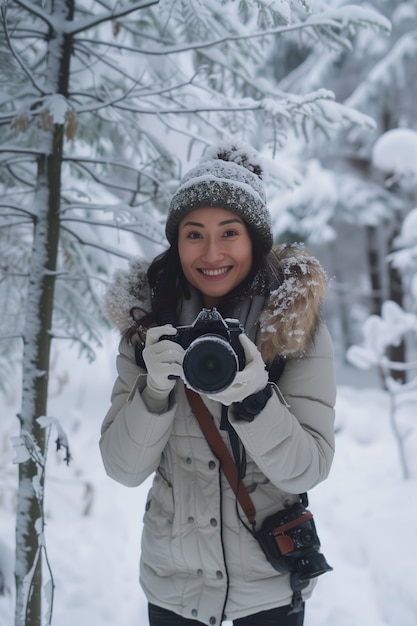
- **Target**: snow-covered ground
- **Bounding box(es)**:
[1,337,416,626]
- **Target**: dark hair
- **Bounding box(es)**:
[136,223,271,329]
[147,237,189,326]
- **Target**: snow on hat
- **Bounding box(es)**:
[166,142,273,253]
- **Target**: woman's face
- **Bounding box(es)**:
[178,206,253,307]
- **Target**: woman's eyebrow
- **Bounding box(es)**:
[219,218,243,226]
[181,218,243,228]
[181,220,204,228]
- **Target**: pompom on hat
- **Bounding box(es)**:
[166,142,273,253]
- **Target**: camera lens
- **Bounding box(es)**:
[183,335,239,393]
[296,553,333,581]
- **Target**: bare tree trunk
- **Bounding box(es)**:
[15,126,66,626]
[14,1,73,622]
[365,225,384,315]
[386,222,406,384]
[15,131,63,626]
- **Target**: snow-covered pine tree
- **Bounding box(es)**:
[331,2,417,374]
[263,1,417,370]
[0,1,390,624]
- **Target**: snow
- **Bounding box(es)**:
[1,338,417,626]
[372,128,417,175]
[42,95,71,125]
[395,208,417,247]
[372,128,417,192]
[347,301,417,370]
[316,6,391,35]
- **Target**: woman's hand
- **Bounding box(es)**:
[142,325,185,399]
[206,334,268,406]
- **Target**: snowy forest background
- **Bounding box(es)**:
[1,1,417,625]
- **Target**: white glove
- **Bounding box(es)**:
[206,334,268,406]
[142,325,185,399]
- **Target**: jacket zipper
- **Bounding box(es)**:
[218,467,230,623]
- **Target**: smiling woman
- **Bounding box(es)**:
[99,142,336,626]
[178,208,253,308]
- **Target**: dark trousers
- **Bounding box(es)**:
[148,602,305,626]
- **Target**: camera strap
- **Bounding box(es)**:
[185,378,312,614]
[184,355,289,526]
[185,388,257,526]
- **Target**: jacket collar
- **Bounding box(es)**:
[103,243,327,362]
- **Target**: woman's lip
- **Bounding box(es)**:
[198,267,231,277]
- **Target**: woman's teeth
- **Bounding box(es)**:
[200,267,229,276]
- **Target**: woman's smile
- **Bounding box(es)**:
[178,206,253,307]
[198,266,232,278]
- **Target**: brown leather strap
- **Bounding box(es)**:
[185,388,256,525]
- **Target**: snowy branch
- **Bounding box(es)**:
[61,215,165,242]
[0,145,46,157]
[0,205,37,219]
[347,29,417,112]
[47,330,99,362]
[63,157,171,195]
[347,301,417,480]
[37,416,72,466]
[11,0,54,28]
[59,225,137,258]
[1,6,50,95]
[69,8,390,57]
[64,0,159,36]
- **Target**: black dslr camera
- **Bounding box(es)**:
[255,502,333,582]
[162,308,245,394]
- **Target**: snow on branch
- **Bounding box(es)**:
[37,416,72,466]
[11,417,72,466]
[66,1,160,36]
[308,5,391,36]
[347,301,417,372]
[346,30,417,115]
[62,2,391,52]
[262,89,376,140]
[1,4,49,95]
[166,10,382,56]
[11,433,38,465]
[390,208,417,266]
[347,301,417,480]
[11,0,54,28]
[59,224,140,259]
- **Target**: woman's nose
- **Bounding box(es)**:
[201,239,223,263]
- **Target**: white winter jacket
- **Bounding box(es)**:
[99,244,336,625]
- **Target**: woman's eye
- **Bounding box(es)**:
[187,231,202,239]
[224,229,238,237]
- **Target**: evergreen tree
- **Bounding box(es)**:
[264,1,417,371]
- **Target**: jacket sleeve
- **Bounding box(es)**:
[99,339,177,487]
[229,322,336,494]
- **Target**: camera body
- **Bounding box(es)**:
[255,503,333,582]
[162,308,245,394]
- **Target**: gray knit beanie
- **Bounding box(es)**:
[166,142,273,253]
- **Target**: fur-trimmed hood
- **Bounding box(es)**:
[103,243,328,362]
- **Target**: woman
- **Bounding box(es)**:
[100,143,336,626]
